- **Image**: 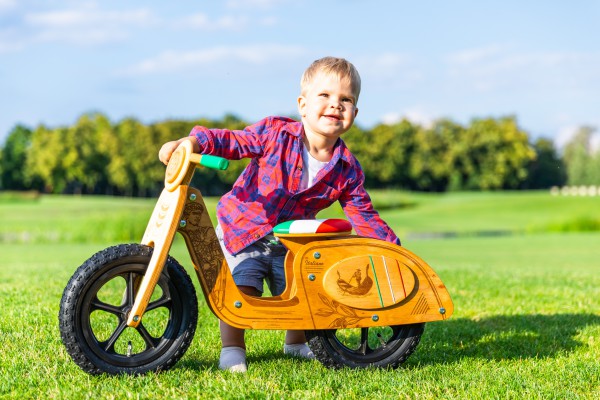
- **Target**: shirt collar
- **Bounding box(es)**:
[291,123,352,166]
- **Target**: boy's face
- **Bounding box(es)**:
[297,72,358,141]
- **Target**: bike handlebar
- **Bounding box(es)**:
[196,154,229,170]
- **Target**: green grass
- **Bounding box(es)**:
[320,189,600,237]
[1,234,599,398]
[2,190,599,243]
[0,194,218,243]
[1,191,599,398]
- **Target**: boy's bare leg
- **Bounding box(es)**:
[218,285,260,372]
[285,330,307,344]
[284,329,314,360]
[219,285,314,364]
[219,285,260,348]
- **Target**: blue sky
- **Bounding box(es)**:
[1,0,598,147]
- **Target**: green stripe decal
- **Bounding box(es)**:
[273,221,293,234]
[369,255,384,307]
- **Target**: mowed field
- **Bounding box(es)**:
[0,190,599,399]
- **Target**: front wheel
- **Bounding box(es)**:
[306,323,424,369]
[59,244,198,375]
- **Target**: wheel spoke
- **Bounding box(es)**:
[61,244,198,374]
[146,294,172,312]
[358,328,369,355]
[90,297,121,315]
[126,272,137,305]
[101,321,127,353]
[136,323,159,350]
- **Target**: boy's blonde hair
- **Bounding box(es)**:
[300,57,361,102]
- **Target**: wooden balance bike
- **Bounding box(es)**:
[59,139,454,375]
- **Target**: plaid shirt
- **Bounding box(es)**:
[190,116,400,255]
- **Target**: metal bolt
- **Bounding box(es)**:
[132,315,140,322]
[372,315,379,322]
[313,252,321,259]
[234,301,242,308]
[439,307,446,315]
[179,220,187,228]
[308,274,316,281]
[189,193,197,201]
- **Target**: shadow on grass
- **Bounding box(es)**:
[174,313,600,371]
[176,349,315,372]
[415,313,600,365]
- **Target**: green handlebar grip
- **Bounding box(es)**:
[200,154,229,170]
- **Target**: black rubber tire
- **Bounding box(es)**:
[59,244,198,375]
[306,323,424,369]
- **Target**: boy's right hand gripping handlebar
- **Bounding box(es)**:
[165,139,229,191]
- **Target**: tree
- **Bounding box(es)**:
[408,120,456,192]
[25,125,69,193]
[447,116,535,190]
[345,120,417,188]
[562,126,597,186]
[0,125,33,190]
[523,138,566,189]
[62,113,112,194]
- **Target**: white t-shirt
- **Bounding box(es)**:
[299,144,329,191]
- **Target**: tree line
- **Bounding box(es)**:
[0,112,597,196]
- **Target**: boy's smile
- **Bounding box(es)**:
[298,71,359,146]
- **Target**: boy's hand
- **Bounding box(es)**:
[158,140,181,165]
[158,137,199,165]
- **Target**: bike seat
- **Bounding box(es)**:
[273,219,352,236]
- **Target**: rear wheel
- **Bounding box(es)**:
[306,323,424,369]
[59,244,197,375]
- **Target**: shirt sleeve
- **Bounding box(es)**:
[338,168,401,246]
[188,117,275,160]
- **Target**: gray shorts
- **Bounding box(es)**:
[215,224,287,296]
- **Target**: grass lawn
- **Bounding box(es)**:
[2,190,600,243]
[1,231,599,399]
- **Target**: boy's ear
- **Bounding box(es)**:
[297,96,307,117]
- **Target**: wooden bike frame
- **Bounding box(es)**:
[126,139,453,330]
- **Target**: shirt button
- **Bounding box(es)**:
[254,234,261,239]
[297,166,303,171]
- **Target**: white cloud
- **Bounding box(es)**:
[0,27,23,52]
[0,2,158,51]
[556,125,580,149]
[356,52,422,90]
[7,3,275,49]
[446,44,506,65]
[175,13,249,31]
[119,44,306,76]
[25,6,156,28]
[226,0,288,9]
[381,107,436,128]
[591,133,600,153]
[0,0,16,11]
[19,4,158,45]
[555,124,600,151]
[360,52,413,74]
[446,45,600,94]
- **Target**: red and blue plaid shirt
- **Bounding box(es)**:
[190,116,400,255]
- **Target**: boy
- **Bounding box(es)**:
[159,57,400,372]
